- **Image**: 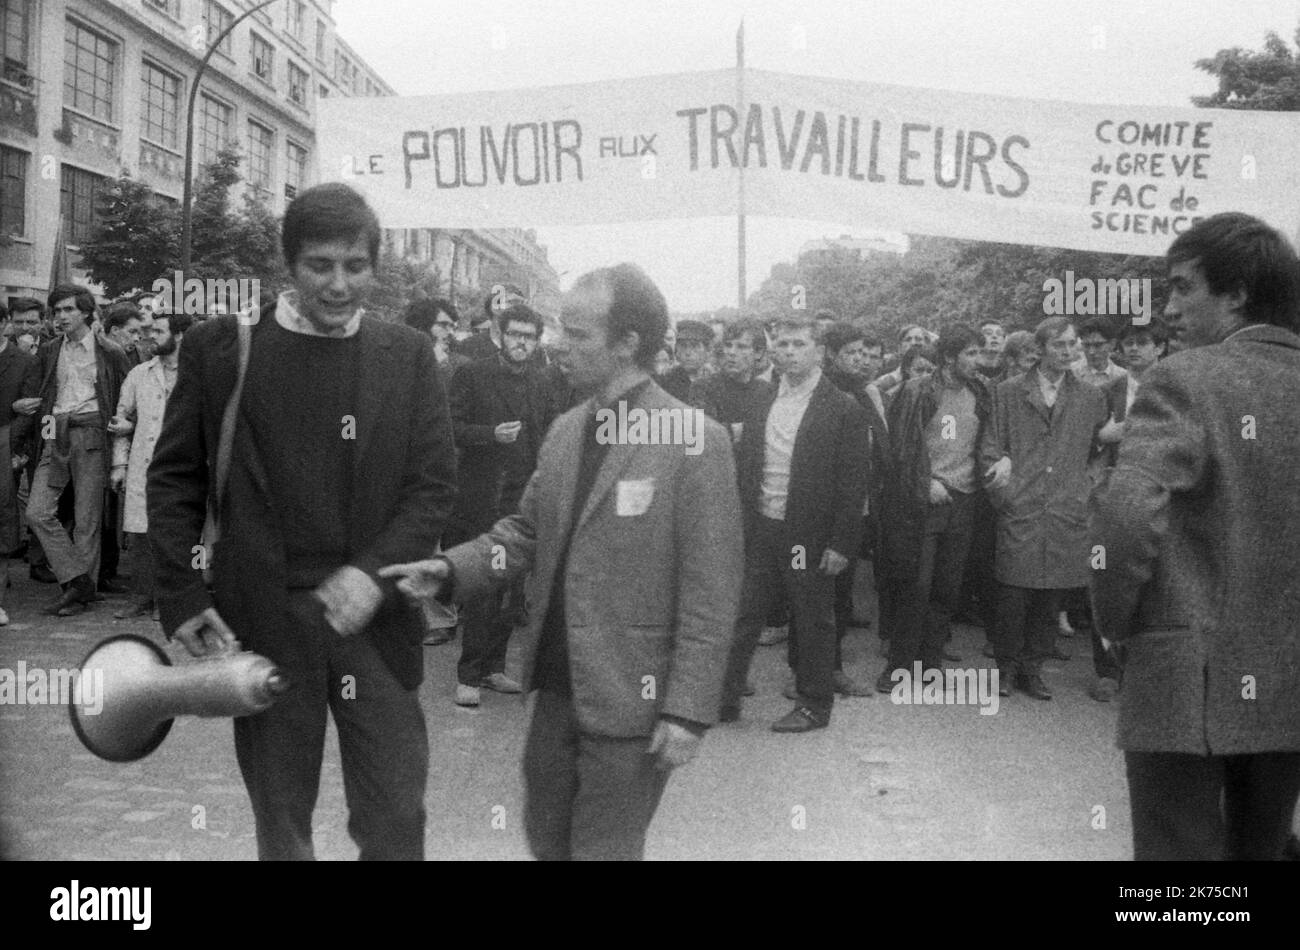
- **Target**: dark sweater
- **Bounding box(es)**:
[239,318,360,587]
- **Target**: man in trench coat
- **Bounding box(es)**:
[980,316,1107,700]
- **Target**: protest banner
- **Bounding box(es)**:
[317,68,1300,255]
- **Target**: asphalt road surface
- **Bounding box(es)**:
[1,568,1140,860]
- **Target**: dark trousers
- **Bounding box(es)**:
[1091,628,1122,681]
[457,578,516,685]
[125,531,154,604]
[233,590,429,860]
[1125,751,1300,860]
[522,689,669,861]
[993,584,1062,678]
[101,489,121,581]
[888,491,976,673]
[723,515,837,717]
[789,555,857,671]
[957,490,998,633]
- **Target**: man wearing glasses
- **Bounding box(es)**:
[444,303,560,706]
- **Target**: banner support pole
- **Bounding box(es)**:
[736,19,747,313]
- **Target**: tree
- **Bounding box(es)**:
[1193,25,1300,110]
[77,145,289,300]
[76,174,180,297]
[367,249,444,322]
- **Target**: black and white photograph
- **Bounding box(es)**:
[0,0,1298,903]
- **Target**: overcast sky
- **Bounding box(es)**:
[332,0,1300,312]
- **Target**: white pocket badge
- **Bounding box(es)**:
[615,478,655,517]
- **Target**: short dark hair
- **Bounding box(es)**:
[497,302,544,338]
[103,301,142,332]
[822,320,866,355]
[47,284,97,324]
[900,344,940,377]
[936,324,983,366]
[1117,315,1169,346]
[1167,212,1300,330]
[9,297,44,318]
[403,297,458,334]
[1077,315,1119,341]
[859,333,883,352]
[813,308,839,323]
[281,182,381,271]
[155,312,195,337]
[771,315,823,343]
[722,318,767,353]
[979,319,1005,333]
[1002,330,1038,366]
[571,264,668,371]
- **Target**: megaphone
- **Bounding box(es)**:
[69,634,289,763]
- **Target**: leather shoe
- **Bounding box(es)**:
[771,705,828,733]
[480,672,522,694]
[29,564,57,584]
[98,578,130,595]
[46,576,93,616]
[422,625,456,646]
[875,669,897,694]
[741,680,756,697]
[996,669,1012,697]
[1016,673,1052,701]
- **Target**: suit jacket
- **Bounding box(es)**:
[148,311,457,690]
[1091,323,1300,755]
[980,369,1107,589]
[735,373,871,559]
[22,329,132,471]
[0,343,34,458]
[445,380,744,737]
[446,353,558,534]
[1098,373,1132,469]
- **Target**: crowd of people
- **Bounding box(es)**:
[9,182,1297,861]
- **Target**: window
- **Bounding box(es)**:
[288,60,307,105]
[197,92,232,166]
[2,0,31,78]
[334,50,356,94]
[285,140,307,198]
[140,61,181,149]
[144,0,180,17]
[287,1,305,42]
[250,32,273,83]
[203,1,234,57]
[64,19,117,122]
[247,120,273,192]
[60,164,107,245]
[0,145,26,237]
[318,84,329,99]
[315,19,326,62]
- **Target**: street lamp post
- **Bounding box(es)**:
[181,0,281,274]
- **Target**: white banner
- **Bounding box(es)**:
[317,69,1300,255]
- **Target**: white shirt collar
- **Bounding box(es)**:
[63,330,95,351]
[778,365,821,399]
[275,291,363,338]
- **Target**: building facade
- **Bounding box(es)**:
[0,0,558,315]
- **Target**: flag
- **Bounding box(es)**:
[49,215,70,290]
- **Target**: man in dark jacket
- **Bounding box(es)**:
[655,319,711,403]
[692,318,773,438]
[877,325,987,693]
[445,302,559,706]
[17,284,131,615]
[148,184,457,860]
[720,316,871,731]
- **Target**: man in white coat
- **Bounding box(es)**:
[108,311,193,619]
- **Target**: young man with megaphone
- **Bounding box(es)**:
[147,183,458,861]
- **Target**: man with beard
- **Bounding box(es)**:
[108,311,192,619]
[444,302,559,706]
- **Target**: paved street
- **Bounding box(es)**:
[0,568,1138,861]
